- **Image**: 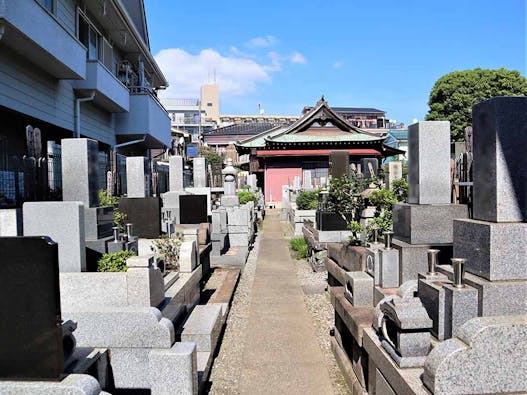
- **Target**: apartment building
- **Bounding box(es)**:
[0,0,171,205]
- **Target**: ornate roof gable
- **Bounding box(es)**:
[269,96,379,140]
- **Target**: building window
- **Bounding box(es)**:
[78,11,102,61]
[37,0,54,13]
[207,103,213,107]
[303,161,328,187]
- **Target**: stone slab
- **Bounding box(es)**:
[193,157,207,188]
[407,121,451,205]
[149,342,198,395]
[185,187,212,216]
[23,201,86,272]
[327,243,368,272]
[228,232,250,247]
[453,218,527,281]
[333,290,373,346]
[393,203,468,244]
[472,96,527,223]
[0,374,106,394]
[63,307,174,348]
[313,228,353,243]
[423,315,527,395]
[181,304,222,352]
[180,240,198,273]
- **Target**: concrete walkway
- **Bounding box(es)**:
[238,210,334,394]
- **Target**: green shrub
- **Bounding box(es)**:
[237,190,258,205]
[369,188,398,210]
[392,178,409,203]
[97,250,136,272]
[98,189,127,231]
[150,234,183,271]
[289,237,308,259]
[295,190,319,210]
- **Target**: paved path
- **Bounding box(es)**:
[238,210,334,394]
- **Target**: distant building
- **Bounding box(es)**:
[302,106,388,134]
[384,129,408,162]
[219,114,299,126]
[201,84,220,124]
[236,98,403,203]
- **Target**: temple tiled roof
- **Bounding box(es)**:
[203,122,288,136]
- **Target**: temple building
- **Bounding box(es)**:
[235,97,403,203]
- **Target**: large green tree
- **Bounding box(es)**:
[426,68,527,141]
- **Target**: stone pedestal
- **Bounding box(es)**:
[393,203,468,244]
[453,219,527,281]
[444,283,478,338]
[417,275,451,340]
[344,271,373,307]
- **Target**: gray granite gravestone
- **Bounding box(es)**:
[23,201,86,272]
[386,161,402,190]
[126,156,151,198]
[169,155,184,192]
[0,236,63,379]
[220,159,239,207]
[407,121,451,205]
[61,138,99,208]
[193,157,207,188]
[471,96,526,222]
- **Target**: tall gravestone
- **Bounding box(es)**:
[391,121,468,284]
[386,161,403,190]
[193,157,207,188]
[126,157,151,198]
[454,97,527,281]
[169,155,184,192]
[62,138,99,207]
[0,236,63,379]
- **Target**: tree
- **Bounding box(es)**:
[426,68,527,141]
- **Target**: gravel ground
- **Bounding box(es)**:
[208,236,260,394]
[294,255,350,395]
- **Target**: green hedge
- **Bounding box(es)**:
[296,190,319,210]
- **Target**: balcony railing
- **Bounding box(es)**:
[128,86,169,115]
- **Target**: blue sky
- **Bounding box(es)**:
[145,0,525,125]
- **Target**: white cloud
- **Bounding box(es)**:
[154,48,271,98]
[265,51,282,72]
[247,35,277,48]
[289,51,307,64]
[333,61,344,69]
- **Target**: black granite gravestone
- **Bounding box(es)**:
[0,236,64,380]
[360,158,378,179]
[118,197,161,238]
[330,151,349,178]
[316,211,350,231]
[179,194,208,224]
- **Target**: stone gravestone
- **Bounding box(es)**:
[360,158,378,179]
[61,138,99,207]
[386,161,402,190]
[193,157,207,188]
[330,151,349,178]
[23,201,86,272]
[0,236,63,379]
[119,197,161,238]
[126,156,151,198]
[454,96,527,281]
[407,121,451,205]
[169,155,184,192]
[179,195,208,224]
